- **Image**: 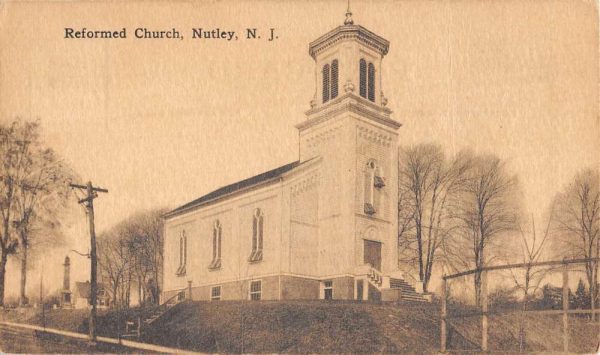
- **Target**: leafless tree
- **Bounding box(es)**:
[0,119,75,306]
[13,132,74,305]
[0,121,26,306]
[131,209,166,304]
[507,210,554,351]
[448,155,520,307]
[98,234,132,307]
[397,144,471,293]
[510,211,554,300]
[551,168,600,318]
[98,208,166,307]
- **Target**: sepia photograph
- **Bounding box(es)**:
[0,0,598,353]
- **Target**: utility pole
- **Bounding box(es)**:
[69,181,108,343]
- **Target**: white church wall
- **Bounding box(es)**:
[287,166,320,276]
[163,183,283,293]
[353,118,399,274]
[317,119,355,276]
[355,121,395,221]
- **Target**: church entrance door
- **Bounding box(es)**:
[363,240,382,271]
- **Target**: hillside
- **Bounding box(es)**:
[138,300,598,353]
[3,300,598,353]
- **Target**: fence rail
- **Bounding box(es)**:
[440,257,600,353]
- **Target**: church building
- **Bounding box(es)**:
[162,10,424,302]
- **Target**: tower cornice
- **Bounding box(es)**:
[308,25,390,60]
[297,93,400,131]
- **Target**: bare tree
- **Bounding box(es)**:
[397,144,471,293]
[507,210,554,351]
[0,119,76,306]
[130,209,166,304]
[551,168,600,317]
[449,155,520,306]
[512,211,554,299]
[0,121,27,306]
[13,134,74,306]
[98,234,133,307]
[98,208,166,307]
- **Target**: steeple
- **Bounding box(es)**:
[297,13,399,163]
[302,11,395,129]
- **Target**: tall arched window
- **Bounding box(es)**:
[367,63,375,102]
[359,59,367,98]
[209,220,222,269]
[249,208,264,262]
[364,160,376,215]
[331,59,339,99]
[359,59,376,102]
[364,159,386,215]
[322,64,330,103]
[176,230,187,276]
[322,60,339,104]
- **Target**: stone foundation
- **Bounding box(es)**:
[162,274,356,301]
[381,288,402,302]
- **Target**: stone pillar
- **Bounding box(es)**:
[63,256,71,291]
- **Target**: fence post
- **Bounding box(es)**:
[441,277,447,353]
[562,263,569,353]
[481,270,488,352]
[593,259,597,322]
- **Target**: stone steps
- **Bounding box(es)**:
[389,278,427,302]
[125,292,186,337]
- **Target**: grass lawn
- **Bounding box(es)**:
[2,300,598,353]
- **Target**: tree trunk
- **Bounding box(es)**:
[474,270,482,307]
[19,245,28,306]
[126,272,132,307]
[416,222,424,282]
[153,268,160,304]
[519,289,529,352]
[138,275,143,306]
[0,252,7,307]
[591,261,597,321]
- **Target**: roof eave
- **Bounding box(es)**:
[308,24,389,59]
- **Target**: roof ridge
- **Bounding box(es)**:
[166,160,305,217]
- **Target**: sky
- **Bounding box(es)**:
[0,0,598,298]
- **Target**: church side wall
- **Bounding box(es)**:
[163,183,283,298]
[288,175,319,276]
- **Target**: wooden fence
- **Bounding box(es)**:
[440,257,600,353]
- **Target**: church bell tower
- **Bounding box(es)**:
[296,8,402,282]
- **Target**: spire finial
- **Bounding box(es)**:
[344,0,354,25]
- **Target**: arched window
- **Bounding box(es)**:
[368,63,375,102]
[359,59,376,102]
[364,160,376,215]
[322,64,330,103]
[364,160,385,216]
[209,220,222,269]
[331,59,339,99]
[176,230,187,276]
[249,208,264,262]
[359,59,367,98]
[322,60,339,104]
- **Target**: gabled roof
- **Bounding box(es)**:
[165,161,302,218]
